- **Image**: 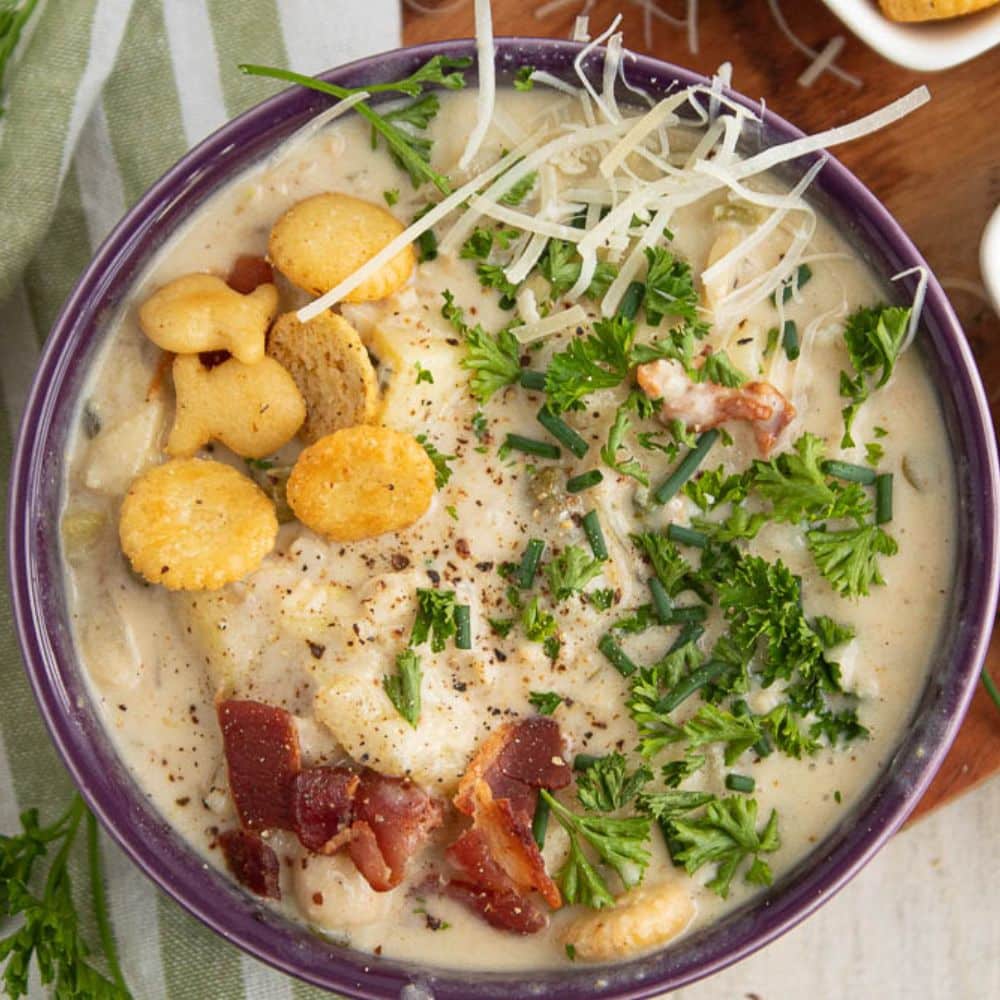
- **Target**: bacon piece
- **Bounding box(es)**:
[636,358,795,456]
[443,832,548,934]
[347,770,443,892]
[455,716,571,820]
[217,700,301,831]
[218,829,281,899]
[442,879,547,935]
[291,766,359,853]
[226,255,274,295]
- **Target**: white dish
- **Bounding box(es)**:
[981,205,1000,313]
[821,0,1000,70]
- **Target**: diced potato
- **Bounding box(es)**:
[84,399,166,496]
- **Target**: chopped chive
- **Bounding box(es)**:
[617,281,645,320]
[537,406,589,458]
[823,460,877,485]
[667,622,704,654]
[875,472,893,524]
[770,263,812,305]
[656,659,728,713]
[648,576,673,623]
[582,509,608,560]
[653,429,720,504]
[725,773,756,793]
[781,320,800,361]
[505,433,561,460]
[455,604,471,649]
[598,633,638,677]
[517,538,545,589]
[573,753,601,771]
[520,369,547,391]
[667,524,708,549]
[663,605,708,625]
[532,792,551,848]
[567,469,603,493]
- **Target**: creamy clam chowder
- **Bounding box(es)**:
[61,73,954,972]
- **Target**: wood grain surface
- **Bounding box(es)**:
[403,0,1000,820]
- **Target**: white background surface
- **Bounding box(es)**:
[671,776,1000,1000]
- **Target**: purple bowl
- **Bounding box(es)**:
[8,37,1000,1000]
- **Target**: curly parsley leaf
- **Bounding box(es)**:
[500,171,537,207]
[410,588,459,652]
[805,524,898,597]
[630,532,703,598]
[521,596,558,643]
[384,649,422,727]
[476,263,520,309]
[839,304,911,446]
[684,466,750,511]
[513,65,535,90]
[538,240,618,301]
[682,704,762,764]
[545,545,604,602]
[575,754,653,813]
[528,691,563,715]
[445,291,522,402]
[643,247,701,326]
[543,792,652,903]
[460,226,519,260]
[545,315,636,412]
[669,796,780,898]
[601,404,648,486]
[635,788,715,821]
[660,751,708,788]
[696,351,747,388]
[415,435,454,489]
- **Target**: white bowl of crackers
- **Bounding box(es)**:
[822,0,1000,69]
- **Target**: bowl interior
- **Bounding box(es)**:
[9,37,999,1000]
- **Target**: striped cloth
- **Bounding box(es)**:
[0,2,401,997]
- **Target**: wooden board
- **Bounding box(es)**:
[403,0,1000,819]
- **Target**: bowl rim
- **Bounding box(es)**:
[8,34,1000,1000]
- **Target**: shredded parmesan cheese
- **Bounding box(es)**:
[510,304,589,344]
[766,0,862,90]
[458,0,496,172]
[892,265,929,353]
[798,37,846,89]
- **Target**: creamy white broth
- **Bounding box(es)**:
[62,87,955,970]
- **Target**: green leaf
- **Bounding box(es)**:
[476,262,520,309]
[384,649,422,727]
[500,171,537,206]
[528,691,563,715]
[636,789,715,821]
[545,545,604,602]
[449,294,522,403]
[684,466,750,511]
[521,596,557,642]
[629,532,701,598]
[545,315,637,412]
[410,588,459,652]
[682,705,762,764]
[514,65,535,90]
[556,834,615,909]
[544,792,652,891]
[806,524,898,597]
[576,754,653,812]
[600,404,648,486]
[415,434,454,489]
[696,351,747,388]
[643,247,700,326]
[811,615,855,649]
[761,703,819,759]
[669,796,780,898]
[660,751,707,787]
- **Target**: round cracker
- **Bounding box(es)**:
[120,459,278,590]
[879,0,996,19]
[268,193,415,303]
[267,311,378,443]
[286,426,434,541]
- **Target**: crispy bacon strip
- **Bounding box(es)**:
[347,770,443,892]
[443,830,547,934]
[636,358,795,456]
[450,717,571,916]
[291,766,359,853]
[226,255,274,295]
[217,700,301,831]
[218,829,281,899]
[455,716,571,819]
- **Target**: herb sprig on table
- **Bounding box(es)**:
[0,795,131,998]
[240,55,472,194]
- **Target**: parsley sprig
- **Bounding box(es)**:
[0,796,131,998]
[541,792,651,909]
[240,56,472,193]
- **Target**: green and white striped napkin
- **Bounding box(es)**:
[0,2,400,996]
